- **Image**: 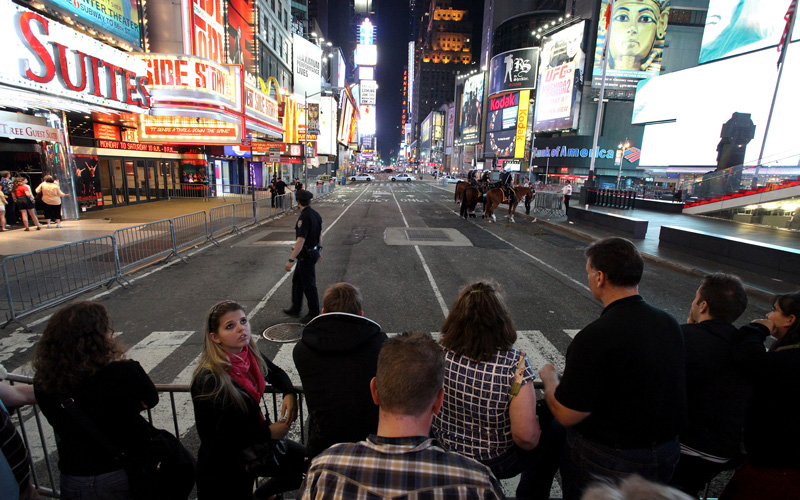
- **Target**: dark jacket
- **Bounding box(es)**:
[680,320,752,459]
[293,312,387,458]
[191,354,295,499]
[735,323,800,469]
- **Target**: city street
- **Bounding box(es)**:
[2,179,773,496]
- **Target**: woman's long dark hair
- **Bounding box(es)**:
[33,301,125,394]
[440,281,517,362]
[772,292,800,351]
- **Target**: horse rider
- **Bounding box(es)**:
[467,169,479,187]
[499,170,516,206]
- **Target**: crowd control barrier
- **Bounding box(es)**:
[532,190,565,217]
[1,237,121,330]
[1,184,335,330]
[113,220,187,276]
[5,373,308,499]
[586,188,637,209]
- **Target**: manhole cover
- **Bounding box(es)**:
[405,229,452,242]
[262,323,304,342]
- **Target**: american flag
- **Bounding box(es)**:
[778,0,798,68]
[623,147,642,162]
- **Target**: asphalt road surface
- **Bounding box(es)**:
[2,179,772,497]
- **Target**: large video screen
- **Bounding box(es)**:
[43,0,143,48]
[591,0,670,91]
[700,0,800,64]
[633,44,800,167]
[459,73,484,144]
[227,0,256,74]
[534,21,586,132]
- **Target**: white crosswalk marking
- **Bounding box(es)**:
[514,330,566,372]
[565,329,581,339]
[0,333,41,364]
[126,331,196,373]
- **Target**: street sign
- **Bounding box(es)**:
[242,137,252,148]
[269,148,280,163]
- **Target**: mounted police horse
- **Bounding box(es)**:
[484,185,534,223]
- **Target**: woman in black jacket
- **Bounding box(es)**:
[33,301,163,500]
[191,301,305,499]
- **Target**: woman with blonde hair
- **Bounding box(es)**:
[433,281,562,500]
[11,177,41,231]
[35,175,67,228]
[191,301,306,499]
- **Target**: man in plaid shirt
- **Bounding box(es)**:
[298,332,505,499]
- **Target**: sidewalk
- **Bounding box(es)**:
[0,198,234,259]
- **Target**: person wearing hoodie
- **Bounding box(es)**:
[293,283,388,459]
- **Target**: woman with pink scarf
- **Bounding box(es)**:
[191,301,305,499]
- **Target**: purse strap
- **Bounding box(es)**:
[58,395,126,462]
[509,351,527,399]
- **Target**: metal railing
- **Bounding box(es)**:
[533,190,565,217]
[586,189,637,209]
[680,164,800,207]
[5,373,307,499]
[1,184,335,330]
[1,237,121,330]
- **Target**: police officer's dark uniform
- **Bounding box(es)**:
[500,171,516,204]
[283,190,322,324]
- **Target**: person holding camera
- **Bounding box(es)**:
[283,190,322,324]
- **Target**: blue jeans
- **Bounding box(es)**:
[60,469,133,500]
[561,428,680,500]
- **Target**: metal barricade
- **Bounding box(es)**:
[168,183,210,200]
[208,204,238,244]
[113,220,185,276]
[5,373,308,499]
[172,211,210,252]
[1,237,121,330]
[532,191,565,217]
[589,189,637,209]
[233,201,257,230]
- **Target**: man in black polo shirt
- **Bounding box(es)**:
[669,273,750,497]
[275,177,288,208]
[540,237,686,500]
[283,190,322,324]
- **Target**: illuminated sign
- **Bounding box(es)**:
[227,0,255,74]
[251,142,287,152]
[592,1,670,91]
[0,121,61,142]
[358,66,374,80]
[489,47,539,95]
[192,0,225,64]
[360,80,377,105]
[43,0,142,48]
[359,105,376,135]
[138,115,239,144]
[355,44,378,66]
[93,123,121,141]
[534,21,585,132]
[244,81,281,135]
[96,140,182,153]
[485,90,530,158]
[0,3,151,113]
[459,73,484,144]
[358,18,375,45]
[293,34,322,97]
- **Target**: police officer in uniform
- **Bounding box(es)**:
[500,170,516,205]
[283,190,323,324]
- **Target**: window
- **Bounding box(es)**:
[278,8,282,22]
[272,0,276,11]
[284,10,288,30]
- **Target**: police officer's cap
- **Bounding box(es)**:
[295,190,313,202]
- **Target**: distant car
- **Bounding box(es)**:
[443,175,461,184]
[350,174,375,182]
[367,168,376,173]
[391,173,416,182]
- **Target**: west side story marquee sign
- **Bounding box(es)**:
[0,2,151,113]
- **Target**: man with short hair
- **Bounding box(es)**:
[293,283,387,459]
[299,332,505,499]
[283,190,322,324]
[669,273,751,497]
[540,237,686,500]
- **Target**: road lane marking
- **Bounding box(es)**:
[390,188,449,319]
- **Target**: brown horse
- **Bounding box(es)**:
[484,185,534,223]
[460,185,481,219]
[454,181,469,204]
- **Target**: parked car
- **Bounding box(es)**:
[391,173,416,182]
[443,175,461,184]
[350,174,375,182]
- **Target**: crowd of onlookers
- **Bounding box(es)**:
[0,171,67,232]
[1,236,798,500]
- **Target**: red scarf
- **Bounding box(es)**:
[227,346,266,421]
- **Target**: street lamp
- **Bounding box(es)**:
[616,140,630,190]
[303,86,343,189]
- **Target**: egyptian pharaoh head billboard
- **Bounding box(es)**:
[592,0,671,91]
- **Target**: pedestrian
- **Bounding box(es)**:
[33,301,193,500]
[669,274,751,497]
[268,178,277,208]
[293,282,387,460]
[191,300,306,500]
[35,176,67,228]
[719,292,800,500]
[11,177,41,231]
[298,332,505,499]
[523,177,532,215]
[0,191,6,232]
[563,180,572,216]
[274,177,287,208]
[0,171,16,228]
[540,237,686,500]
[283,190,323,324]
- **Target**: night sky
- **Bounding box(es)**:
[375,0,411,161]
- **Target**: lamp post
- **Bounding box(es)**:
[616,140,630,190]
